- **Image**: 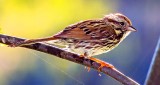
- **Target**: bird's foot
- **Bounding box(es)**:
[79,55,91,72]
[89,57,114,72]
[79,55,114,72]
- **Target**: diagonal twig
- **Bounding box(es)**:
[0,34,139,85]
[145,37,160,85]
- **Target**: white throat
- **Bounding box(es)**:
[121,31,131,41]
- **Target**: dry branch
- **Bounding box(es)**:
[0,34,139,85]
[145,38,160,85]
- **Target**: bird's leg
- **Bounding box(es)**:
[79,53,91,72]
[89,57,114,72]
[80,54,114,72]
[10,36,57,47]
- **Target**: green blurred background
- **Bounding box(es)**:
[0,0,159,85]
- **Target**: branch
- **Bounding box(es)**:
[0,34,139,85]
[145,37,160,85]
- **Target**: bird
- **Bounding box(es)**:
[10,13,136,69]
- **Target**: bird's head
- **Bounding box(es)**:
[103,13,136,33]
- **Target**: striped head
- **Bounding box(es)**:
[103,13,136,33]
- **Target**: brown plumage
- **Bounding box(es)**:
[10,13,136,68]
[48,13,136,56]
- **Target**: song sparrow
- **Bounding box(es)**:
[10,13,136,68]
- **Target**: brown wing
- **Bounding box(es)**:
[54,20,116,40]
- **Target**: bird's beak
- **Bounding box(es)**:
[127,26,137,32]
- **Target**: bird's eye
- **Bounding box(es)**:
[120,22,125,26]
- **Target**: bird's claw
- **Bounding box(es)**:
[97,62,114,72]
[89,57,114,72]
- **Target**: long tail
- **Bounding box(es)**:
[24,36,58,44]
[11,36,58,47]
